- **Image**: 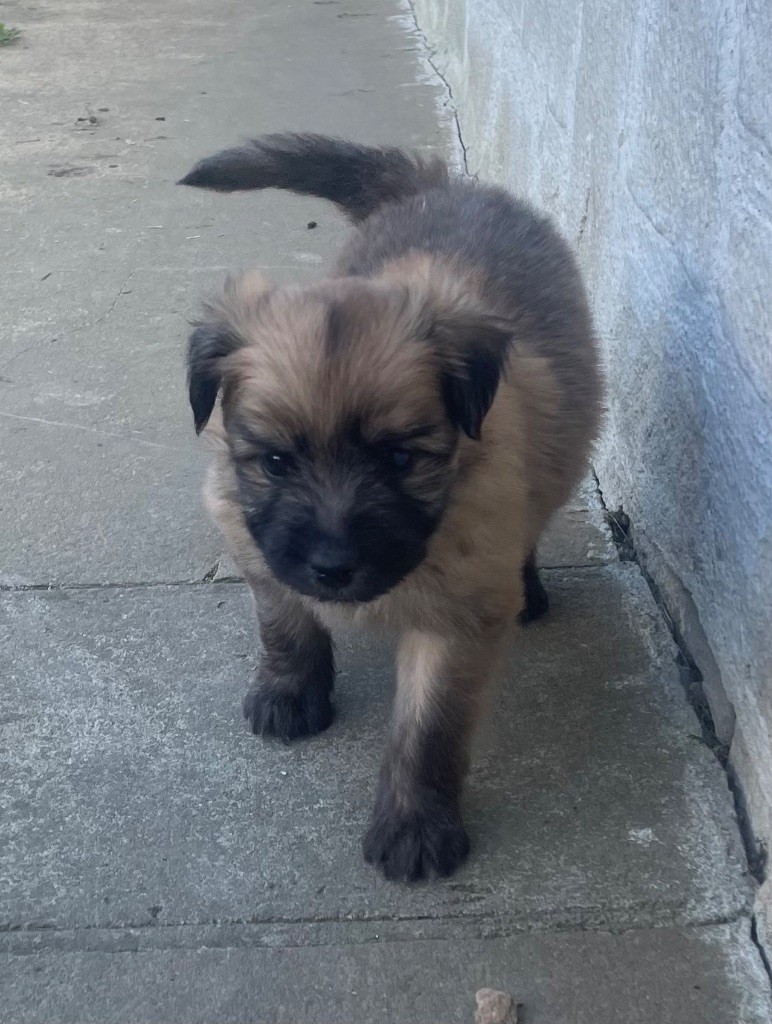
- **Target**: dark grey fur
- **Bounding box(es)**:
[180,133,600,882]
[178,133,448,222]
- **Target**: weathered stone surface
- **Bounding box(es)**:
[2,923,770,1024]
[413,0,772,902]
[0,0,449,587]
[0,567,750,937]
[1,0,768,1018]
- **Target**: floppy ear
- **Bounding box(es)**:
[186,317,243,434]
[187,272,273,434]
[430,310,514,440]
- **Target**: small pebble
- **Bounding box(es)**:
[307,221,317,229]
[474,989,520,1024]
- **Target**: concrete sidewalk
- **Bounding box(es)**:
[1,0,770,1021]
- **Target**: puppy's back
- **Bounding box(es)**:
[341,181,590,350]
[181,133,602,503]
[341,180,602,482]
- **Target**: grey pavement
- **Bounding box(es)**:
[0,0,770,1021]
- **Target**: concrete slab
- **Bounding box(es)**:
[2,0,769,1019]
[0,565,750,938]
[0,0,450,586]
[2,922,771,1024]
[0,0,610,586]
[538,475,616,567]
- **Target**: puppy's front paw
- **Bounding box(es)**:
[363,790,470,882]
[242,682,334,742]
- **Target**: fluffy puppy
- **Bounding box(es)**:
[179,135,603,882]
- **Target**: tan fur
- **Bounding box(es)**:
[202,263,593,641]
[392,627,507,753]
[179,127,608,879]
[194,237,600,878]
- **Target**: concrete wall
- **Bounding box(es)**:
[412,0,771,922]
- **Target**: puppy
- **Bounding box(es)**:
[179,135,603,881]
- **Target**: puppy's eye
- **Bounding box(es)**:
[261,452,293,478]
[388,448,413,472]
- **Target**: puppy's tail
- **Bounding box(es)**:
[177,133,448,222]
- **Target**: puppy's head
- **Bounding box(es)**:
[188,268,511,603]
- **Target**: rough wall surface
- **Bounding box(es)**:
[412,0,771,910]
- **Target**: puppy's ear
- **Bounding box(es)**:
[386,262,514,440]
[187,272,273,434]
[187,317,242,434]
[429,309,513,441]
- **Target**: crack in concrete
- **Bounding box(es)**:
[624,176,707,300]
[0,411,175,451]
[591,468,771,980]
[76,268,137,333]
[751,915,772,992]
[577,187,591,244]
[403,0,471,177]
[201,560,221,581]
[0,343,37,375]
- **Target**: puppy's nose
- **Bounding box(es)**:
[309,541,355,588]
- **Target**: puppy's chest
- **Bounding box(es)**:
[305,584,429,635]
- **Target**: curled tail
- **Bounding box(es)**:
[178,133,448,222]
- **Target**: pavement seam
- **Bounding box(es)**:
[0,564,621,594]
[0,911,759,958]
[0,904,754,939]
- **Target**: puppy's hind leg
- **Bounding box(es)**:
[519,550,549,625]
[243,581,335,742]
